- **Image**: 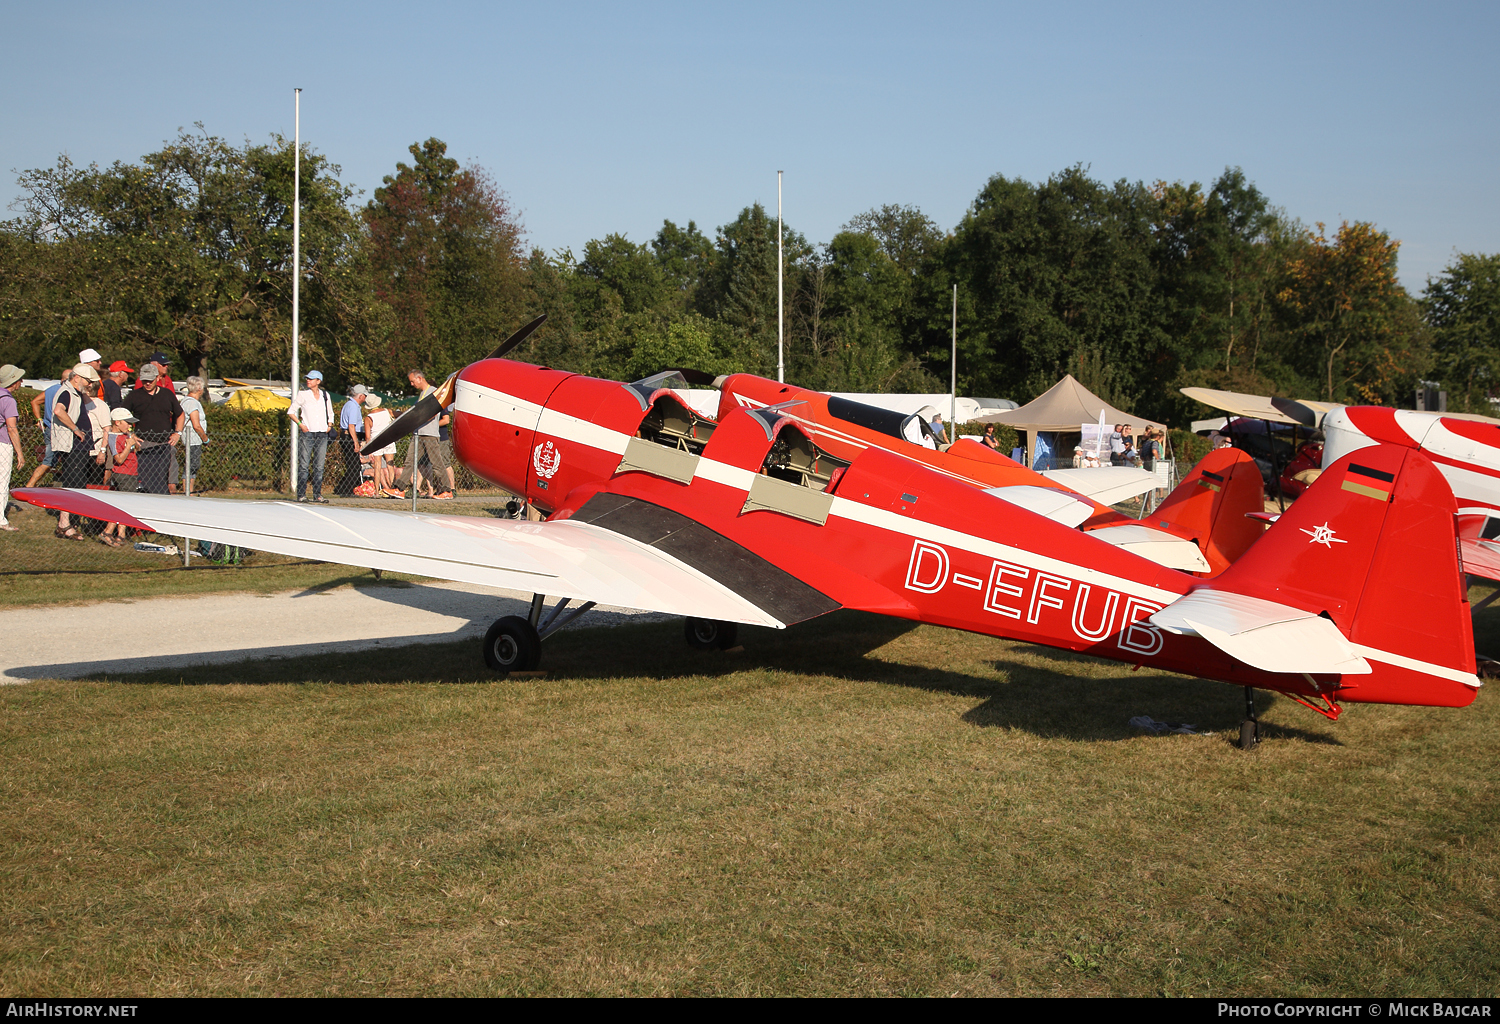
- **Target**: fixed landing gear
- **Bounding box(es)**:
[1239,687,1260,750]
[484,616,541,671]
[482,593,597,674]
[684,617,738,651]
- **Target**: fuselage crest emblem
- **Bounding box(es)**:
[533,440,562,479]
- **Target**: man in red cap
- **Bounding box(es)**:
[103,361,133,410]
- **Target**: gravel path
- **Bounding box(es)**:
[0,581,672,683]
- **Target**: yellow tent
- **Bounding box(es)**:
[223,387,291,412]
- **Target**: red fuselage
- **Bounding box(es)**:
[451,359,1476,709]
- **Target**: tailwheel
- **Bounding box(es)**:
[684,617,738,651]
[1239,687,1260,750]
[484,615,542,672]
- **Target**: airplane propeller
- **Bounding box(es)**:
[483,313,549,362]
[361,314,548,456]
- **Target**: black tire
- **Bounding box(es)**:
[684,617,738,651]
[1239,719,1259,750]
[484,615,541,672]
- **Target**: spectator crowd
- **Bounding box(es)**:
[0,348,464,545]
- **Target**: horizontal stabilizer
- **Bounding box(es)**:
[1086,523,1211,572]
[1152,589,1371,675]
[13,489,792,629]
[983,485,1095,527]
[1039,466,1161,505]
[1461,538,1500,584]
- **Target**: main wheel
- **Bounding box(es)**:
[1239,719,1259,750]
[484,615,542,672]
[684,617,738,651]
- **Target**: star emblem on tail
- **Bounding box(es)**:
[1300,522,1347,548]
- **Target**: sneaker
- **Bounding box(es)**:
[434,491,453,500]
[297,497,308,503]
[313,496,330,504]
[382,489,406,500]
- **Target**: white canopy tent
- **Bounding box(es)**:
[976,375,1167,468]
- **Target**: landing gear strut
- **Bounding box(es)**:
[1239,687,1260,750]
[482,593,597,674]
[684,617,738,651]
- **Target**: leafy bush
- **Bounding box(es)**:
[1169,428,1211,467]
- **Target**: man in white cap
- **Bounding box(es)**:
[288,369,335,502]
[0,364,26,532]
[336,384,368,496]
[79,349,103,377]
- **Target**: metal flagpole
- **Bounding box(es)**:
[289,88,301,498]
[951,285,957,435]
[777,170,784,384]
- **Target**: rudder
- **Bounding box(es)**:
[1210,445,1477,707]
[1139,447,1265,576]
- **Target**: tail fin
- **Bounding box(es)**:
[1139,448,1265,575]
[1209,445,1477,707]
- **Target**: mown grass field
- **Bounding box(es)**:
[3,601,1498,996]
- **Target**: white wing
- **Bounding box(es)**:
[1085,523,1211,573]
[982,485,1095,527]
[17,489,797,628]
[1039,466,1161,504]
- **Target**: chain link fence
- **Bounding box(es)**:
[1,421,519,574]
[5,421,509,496]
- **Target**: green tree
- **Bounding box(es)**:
[696,203,810,374]
[652,219,714,312]
[621,312,738,380]
[842,204,944,274]
[363,138,526,383]
[1276,221,1428,403]
[1154,169,1283,377]
[0,127,372,384]
[941,166,1167,411]
[1423,253,1500,412]
[575,233,668,321]
[798,230,935,392]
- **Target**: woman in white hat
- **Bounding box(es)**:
[361,394,397,497]
[0,363,26,533]
[51,363,105,540]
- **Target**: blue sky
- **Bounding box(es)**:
[2,1,1495,288]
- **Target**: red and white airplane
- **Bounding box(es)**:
[1322,406,1500,584]
[17,329,1480,735]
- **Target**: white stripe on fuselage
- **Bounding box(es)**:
[460,379,1182,604]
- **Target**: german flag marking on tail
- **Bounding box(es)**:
[1199,470,1224,493]
[1342,463,1394,502]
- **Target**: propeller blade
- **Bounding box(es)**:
[484,314,548,361]
[361,315,547,456]
[434,370,458,408]
[361,391,444,456]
